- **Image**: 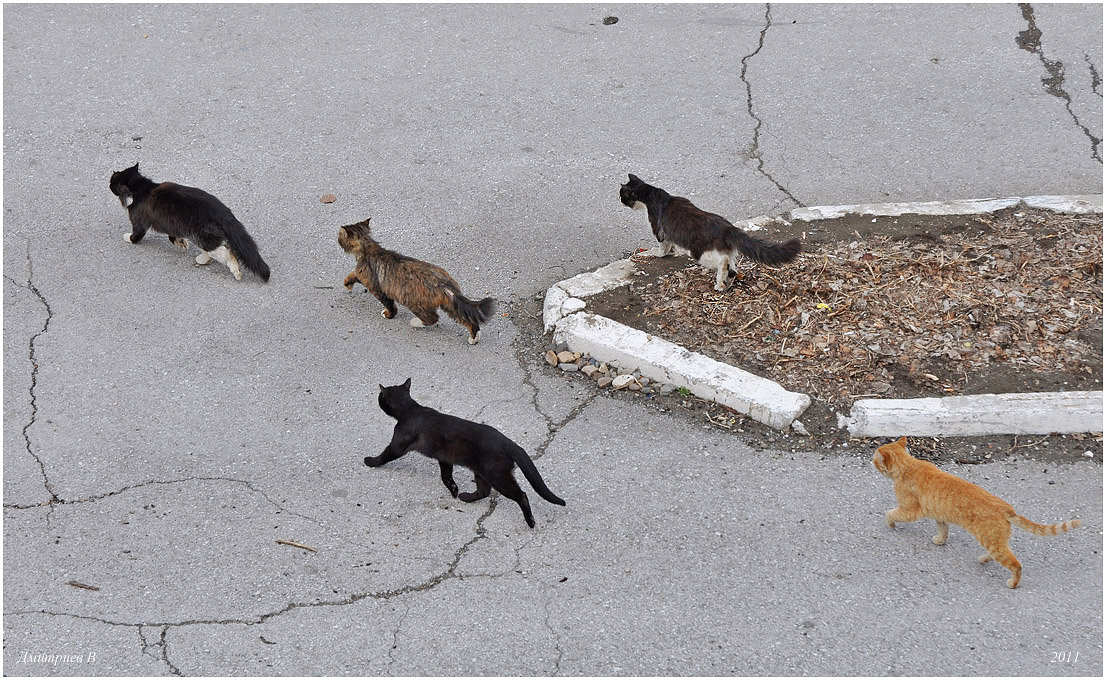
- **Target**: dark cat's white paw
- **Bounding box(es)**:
[195,252,212,265]
[468,331,481,345]
[409,318,425,328]
[123,233,135,244]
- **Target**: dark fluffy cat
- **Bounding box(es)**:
[109,163,270,282]
[619,173,801,291]
[339,218,495,344]
[366,378,566,528]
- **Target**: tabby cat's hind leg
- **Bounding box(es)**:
[409,308,440,328]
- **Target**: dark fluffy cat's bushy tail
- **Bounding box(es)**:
[510,446,566,507]
[225,221,271,282]
[728,230,802,266]
[449,290,495,328]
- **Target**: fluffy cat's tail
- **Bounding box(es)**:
[449,290,496,328]
[728,230,802,266]
[511,447,566,507]
[1012,515,1082,536]
[225,221,271,282]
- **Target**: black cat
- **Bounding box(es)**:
[619,173,800,291]
[109,163,270,282]
[367,379,565,528]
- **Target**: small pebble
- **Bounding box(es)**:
[558,363,579,372]
[544,350,558,367]
[611,374,637,390]
[556,350,576,364]
[596,376,613,388]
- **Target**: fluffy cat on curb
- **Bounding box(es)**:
[873,437,1081,588]
[109,163,270,281]
[619,173,801,291]
[366,378,566,528]
[338,218,494,344]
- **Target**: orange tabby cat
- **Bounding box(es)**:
[872,437,1081,588]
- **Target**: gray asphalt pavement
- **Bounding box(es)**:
[3,3,1102,676]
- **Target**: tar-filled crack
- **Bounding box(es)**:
[1085,53,1102,97]
[4,254,59,508]
[740,3,804,208]
[1016,3,1102,163]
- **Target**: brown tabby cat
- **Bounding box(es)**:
[873,437,1081,588]
[338,218,495,344]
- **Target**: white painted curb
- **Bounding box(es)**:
[545,195,1103,436]
[841,391,1104,438]
[554,313,811,431]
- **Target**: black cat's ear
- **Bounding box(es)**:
[628,173,640,183]
[402,377,411,390]
[379,384,385,391]
[129,163,140,172]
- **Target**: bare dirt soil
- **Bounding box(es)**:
[529,207,1103,466]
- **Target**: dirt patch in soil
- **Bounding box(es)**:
[569,207,1102,464]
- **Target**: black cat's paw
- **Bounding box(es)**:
[446,481,459,498]
[458,492,480,502]
[364,456,380,467]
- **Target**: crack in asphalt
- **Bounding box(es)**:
[739,3,804,208]
[1085,53,1102,97]
[6,303,589,673]
[1016,3,1103,163]
[4,253,60,508]
[543,597,565,675]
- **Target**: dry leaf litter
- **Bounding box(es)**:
[597,208,1102,409]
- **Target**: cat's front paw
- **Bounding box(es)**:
[713,282,728,292]
[381,309,395,319]
[931,535,946,545]
[123,233,135,244]
[885,511,897,529]
[364,456,380,467]
[467,331,481,345]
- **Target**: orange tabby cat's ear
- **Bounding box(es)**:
[873,450,886,470]
[896,436,908,448]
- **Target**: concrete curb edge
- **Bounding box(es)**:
[544,195,1104,435]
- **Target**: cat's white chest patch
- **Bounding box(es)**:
[632,200,646,212]
[122,195,133,207]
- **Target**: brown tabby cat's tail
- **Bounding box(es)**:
[728,230,802,266]
[448,290,495,328]
[1012,515,1082,536]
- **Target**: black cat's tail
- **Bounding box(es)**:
[728,229,802,266]
[510,446,566,507]
[225,221,271,282]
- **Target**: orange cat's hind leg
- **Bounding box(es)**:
[974,523,1022,588]
[979,545,1022,588]
[932,521,950,545]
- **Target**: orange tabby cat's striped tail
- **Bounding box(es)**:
[1012,515,1082,536]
